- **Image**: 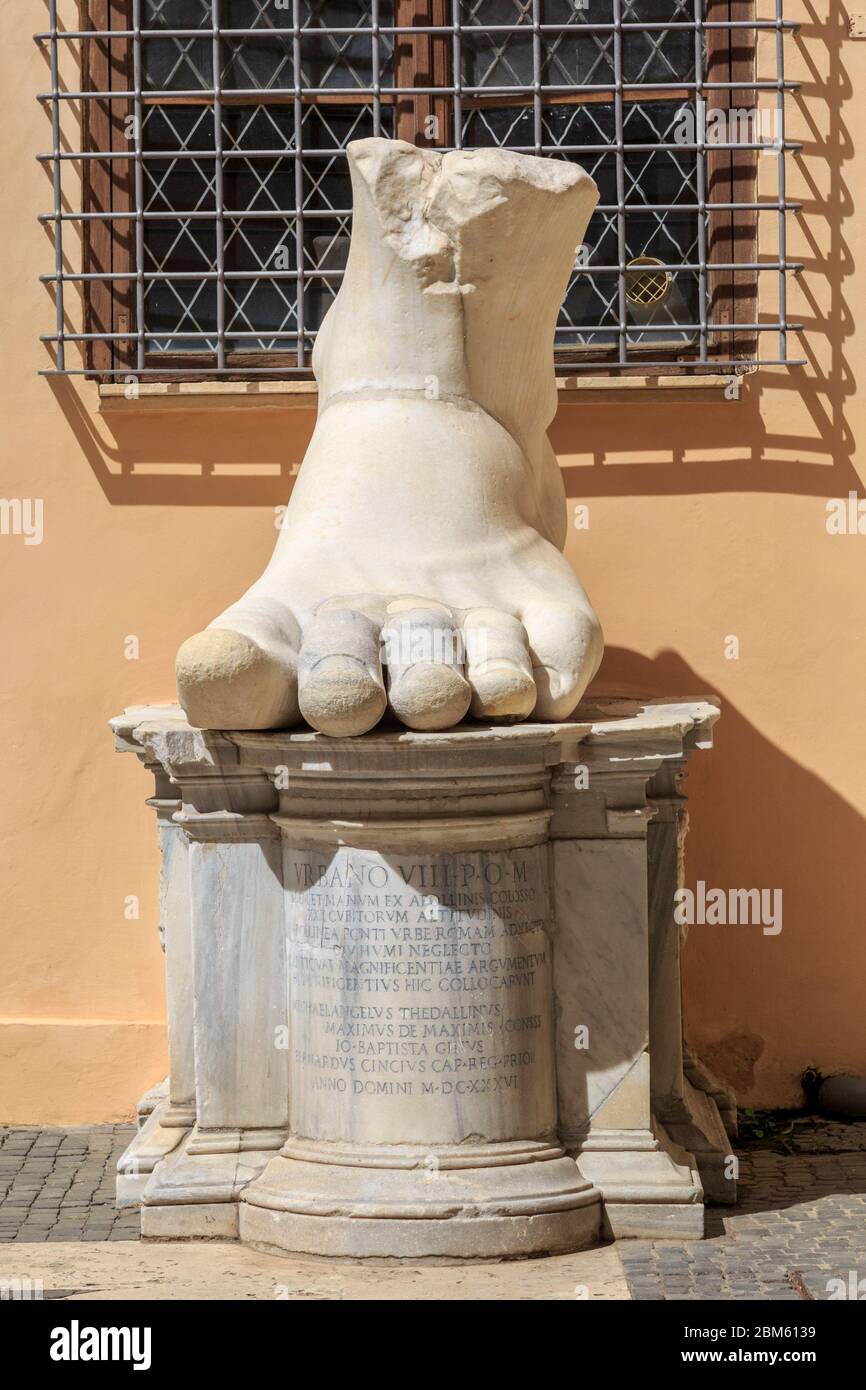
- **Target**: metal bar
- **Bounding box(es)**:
[38,262,805,283]
[452,0,462,149]
[39,80,804,101]
[40,200,805,221]
[555,323,804,333]
[776,0,788,362]
[371,0,381,137]
[694,0,707,361]
[38,141,806,161]
[35,22,804,42]
[39,360,807,377]
[211,0,225,371]
[41,322,802,343]
[612,0,627,366]
[531,0,542,156]
[132,0,145,373]
[48,0,64,372]
[292,0,305,369]
[563,260,804,272]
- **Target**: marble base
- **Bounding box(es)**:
[577,1124,704,1239]
[140,1126,285,1238]
[599,1202,706,1241]
[115,1100,192,1208]
[142,1202,240,1242]
[114,699,729,1254]
[241,1139,600,1259]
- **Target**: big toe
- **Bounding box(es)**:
[176,628,299,730]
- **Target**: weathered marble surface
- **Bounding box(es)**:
[175,139,602,737]
[113,698,731,1254]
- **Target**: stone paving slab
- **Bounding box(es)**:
[619,1140,866,1301]
[0,1240,630,1301]
[0,1126,138,1244]
[4,1122,866,1300]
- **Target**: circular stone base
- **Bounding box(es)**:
[238,1141,601,1259]
[240,1204,601,1261]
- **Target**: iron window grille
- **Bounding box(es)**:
[37,1,803,379]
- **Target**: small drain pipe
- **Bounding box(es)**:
[802,1067,866,1119]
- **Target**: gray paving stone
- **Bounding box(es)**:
[3,1121,866,1289]
[615,1123,866,1302]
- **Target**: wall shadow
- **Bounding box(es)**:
[590,646,866,1103]
[49,377,308,507]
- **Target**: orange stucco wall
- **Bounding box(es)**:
[1,3,863,1122]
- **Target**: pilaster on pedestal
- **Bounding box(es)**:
[115,1100,192,1209]
[130,721,289,1240]
[110,708,196,1206]
[648,750,737,1206]
[550,699,720,1238]
[138,1127,287,1240]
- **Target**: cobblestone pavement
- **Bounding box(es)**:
[3,1120,866,1301]
[620,1121,866,1301]
[0,1126,138,1244]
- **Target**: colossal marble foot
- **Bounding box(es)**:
[176,138,603,736]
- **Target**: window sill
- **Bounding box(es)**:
[97,373,744,414]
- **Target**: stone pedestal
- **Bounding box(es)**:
[113,697,731,1253]
[237,731,598,1258]
[110,711,195,1207]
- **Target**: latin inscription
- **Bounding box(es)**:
[285,844,556,1141]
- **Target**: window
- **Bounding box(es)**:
[39,2,800,380]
